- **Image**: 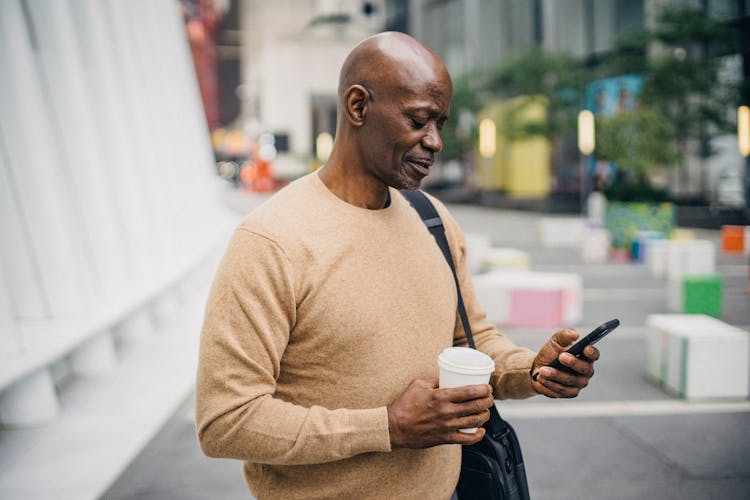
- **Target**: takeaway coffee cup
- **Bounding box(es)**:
[438,347,495,433]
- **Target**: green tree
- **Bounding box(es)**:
[440,75,481,162]
[597,107,681,201]
[604,6,742,198]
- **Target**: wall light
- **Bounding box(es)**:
[739,106,750,157]
[478,118,496,158]
[316,132,334,161]
[577,110,595,155]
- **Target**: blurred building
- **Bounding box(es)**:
[185,0,747,210]
[408,0,750,213]
[411,0,643,74]
[233,0,388,174]
[182,0,244,129]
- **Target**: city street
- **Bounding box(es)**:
[103,189,750,500]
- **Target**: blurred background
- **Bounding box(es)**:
[1,1,749,499]
[200,0,750,222]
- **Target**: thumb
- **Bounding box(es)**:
[551,329,579,349]
[534,329,581,370]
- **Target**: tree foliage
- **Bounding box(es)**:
[440,3,742,192]
[597,106,681,195]
[605,6,741,155]
[440,75,482,161]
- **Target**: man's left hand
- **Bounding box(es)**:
[531,329,600,398]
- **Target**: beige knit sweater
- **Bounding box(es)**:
[196,172,537,499]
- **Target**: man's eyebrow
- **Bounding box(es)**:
[404,104,447,117]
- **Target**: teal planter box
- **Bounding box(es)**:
[605,202,676,250]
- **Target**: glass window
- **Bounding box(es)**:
[550,0,587,56]
[478,0,506,68]
[423,0,467,75]
[708,0,739,20]
[615,0,644,33]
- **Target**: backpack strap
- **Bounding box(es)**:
[399,189,475,349]
[400,189,514,438]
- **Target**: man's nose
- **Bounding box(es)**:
[422,124,442,153]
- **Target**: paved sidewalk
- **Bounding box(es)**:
[102,196,750,500]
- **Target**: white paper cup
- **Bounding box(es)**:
[438,347,495,433]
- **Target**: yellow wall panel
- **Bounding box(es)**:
[474,97,550,198]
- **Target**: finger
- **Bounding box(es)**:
[537,374,583,398]
[582,345,601,361]
[531,379,560,399]
[450,396,495,418]
[448,409,491,431]
[438,384,492,403]
[536,363,588,386]
[433,423,486,443]
[547,365,591,388]
[558,353,595,377]
[447,426,486,445]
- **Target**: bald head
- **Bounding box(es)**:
[338,32,451,103]
[320,32,452,202]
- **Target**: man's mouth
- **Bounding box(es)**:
[405,157,433,176]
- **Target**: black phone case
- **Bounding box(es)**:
[546,319,620,372]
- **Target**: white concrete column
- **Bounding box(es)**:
[0,369,60,427]
[152,0,218,182]
[69,332,118,376]
[101,0,171,272]
[147,0,223,240]
[0,0,91,317]
[131,0,218,251]
[152,289,183,328]
[123,0,182,261]
[67,0,156,279]
[0,265,20,355]
[24,0,129,295]
[0,134,47,320]
[114,308,155,347]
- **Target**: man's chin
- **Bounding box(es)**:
[395,169,425,191]
[399,177,422,191]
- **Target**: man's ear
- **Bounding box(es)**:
[344,85,370,127]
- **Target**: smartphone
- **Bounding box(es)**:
[534,318,620,380]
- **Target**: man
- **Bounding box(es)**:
[196,32,599,499]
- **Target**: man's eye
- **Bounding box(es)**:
[410,117,425,129]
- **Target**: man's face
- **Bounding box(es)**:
[361,69,452,190]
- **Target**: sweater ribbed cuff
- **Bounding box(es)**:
[347,406,392,456]
[495,350,538,399]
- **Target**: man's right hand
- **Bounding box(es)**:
[386,378,494,448]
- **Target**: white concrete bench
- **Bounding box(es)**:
[464,232,492,275]
[473,270,582,328]
[465,233,530,273]
[538,217,587,248]
[667,273,723,315]
[0,229,224,427]
[580,226,611,263]
[645,314,749,399]
[483,247,531,271]
[0,218,234,499]
[646,239,715,279]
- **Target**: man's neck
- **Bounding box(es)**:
[317,162,390,210]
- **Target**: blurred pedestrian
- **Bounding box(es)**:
[196,31,599,499]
